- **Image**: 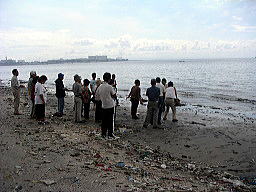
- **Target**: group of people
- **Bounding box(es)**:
[10,69,178,139]
[127,77,178,129]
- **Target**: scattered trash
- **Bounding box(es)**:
[14,185,22,191]
[40,179,56,186]
[94,153,101,158]
[160,164,167,169]
[116,162,125,168]
[187,163,196,170]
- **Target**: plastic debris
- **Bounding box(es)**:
[40,179,56,185]
[116,162,125,168]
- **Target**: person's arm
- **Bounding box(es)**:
[38,85,45,104]
[40,94,45,104]
[111,86,116,98]
[174,87,178,98]
[127,87,132,99]
[138,87,143,104]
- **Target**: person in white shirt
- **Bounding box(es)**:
[11,69,23,115]
[163,81,178,122]
[90,72,97,104]
[35,75,48,123]
[96,72,117,139]
[156,77,165,125]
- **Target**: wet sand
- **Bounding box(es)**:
[0,87,255,191]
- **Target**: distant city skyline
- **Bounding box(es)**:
[0,0,256,61]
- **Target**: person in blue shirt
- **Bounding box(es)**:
[143,79,160,129]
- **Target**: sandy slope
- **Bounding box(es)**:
[0,87,254,192]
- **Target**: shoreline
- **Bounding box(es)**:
[0,86,255,191]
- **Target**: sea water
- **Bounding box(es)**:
[0,58,255,120]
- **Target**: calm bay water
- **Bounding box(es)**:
[0,58,255,120]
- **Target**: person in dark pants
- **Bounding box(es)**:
[95,79,102,123]
[96,72,118,139]
[156,77,165,125]
[82,79,91,119]
[35,75,48,124]
[55,73,66,117]
[127,79,143,119]
[161,78,167,113]
[30,76,39,119]
[143,79,160,129]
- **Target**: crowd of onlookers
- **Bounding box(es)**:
[10,69,178,140]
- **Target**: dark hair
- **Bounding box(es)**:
[32,76,39,84]
[12,69,18,75]
[151,79,156,86]
[109,79,114,85]
[134,79,140,85]
[112,74,116,79]
[156,77,161,83]
[38,75,48,83]
[162,78,167,83]
[92,73,96,78]
[168,81,173,87]
[83,79,90,86]
[103,72,111,82]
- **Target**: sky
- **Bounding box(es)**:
[0,0,256,61]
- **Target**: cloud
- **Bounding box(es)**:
[232,16,242,21]
[232,24,256,32]
[74,39,94,46]
[0,28,256,60]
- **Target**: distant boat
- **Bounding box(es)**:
[179,60,185,62]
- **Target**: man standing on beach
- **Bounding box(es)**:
[143,79,160,129]
[96,72,117,139]
[28,71,37,118]
[90,72,97,104]
[55,73,66,117]
[156,77,165,125]
[11,69,23,115]
[73,74,83,123]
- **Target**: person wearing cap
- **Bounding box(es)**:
[55,73,66,117]
[28,71,37,118]
[143,79,160,129]
[72,74,83,123]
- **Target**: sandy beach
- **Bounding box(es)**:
[0,86,255,192]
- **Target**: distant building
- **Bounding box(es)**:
[88,55,107,61]
[0,59,16,65]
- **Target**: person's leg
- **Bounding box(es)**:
[157,96,164,124]
[31,99,35,118]
[35,104,39,120]
[101,108,108,137]
[57,98,61,114]
[58,97,64,115]
[42,104,46,121]
[95,101,99,121]
[13,90,20,114]
[143,101,153,127]
[107,107,114,137]
[152,102,159,127]
[170,99,177,120]
[77,98,82,122]
[163,99,170,120]
[74,98,78,122]
[84,102,90,119]
[131,99,139,118]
